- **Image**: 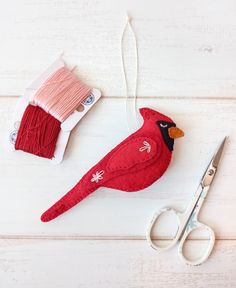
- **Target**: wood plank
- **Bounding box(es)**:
[0,97,235,238]
[0,0,236,97]
[0,239,236,288]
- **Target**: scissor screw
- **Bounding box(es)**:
[208,169,214,176]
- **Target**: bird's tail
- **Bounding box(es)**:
[40,181,97,222]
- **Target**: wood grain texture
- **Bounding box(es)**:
[0,239,236,288]
[1,0,236,285]
[0,97,235,238]
[0,0,236,97]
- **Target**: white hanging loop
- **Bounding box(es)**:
[121,14,141,131]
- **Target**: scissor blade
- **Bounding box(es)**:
[212,137,227,169]
[200,137,227,187]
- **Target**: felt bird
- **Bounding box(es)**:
[41,107,184,222]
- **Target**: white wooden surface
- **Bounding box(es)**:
[0,0,236,287]
[1,240,236,288]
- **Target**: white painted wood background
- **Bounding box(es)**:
[0,0,236,287]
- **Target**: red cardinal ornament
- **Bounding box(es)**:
[41,108,184,222]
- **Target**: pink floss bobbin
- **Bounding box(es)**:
[33,66,92,122]
[10,57,101,163]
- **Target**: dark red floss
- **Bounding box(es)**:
[15,104,61,159]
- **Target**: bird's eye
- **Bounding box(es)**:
[160,122,168,128]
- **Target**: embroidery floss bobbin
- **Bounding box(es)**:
[33,66,92,122]
[15,105,61,159]
[15,65,94,159]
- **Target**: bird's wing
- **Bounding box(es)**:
[106,136,161,172]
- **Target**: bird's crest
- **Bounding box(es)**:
[139,107,173,123]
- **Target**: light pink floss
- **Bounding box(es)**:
[33,67,91,122]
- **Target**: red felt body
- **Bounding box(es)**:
[41,108,176,222]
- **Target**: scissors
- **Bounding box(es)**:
[146,137,227,266]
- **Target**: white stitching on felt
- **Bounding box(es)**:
[139,141,151,153]
[91,170,105,183]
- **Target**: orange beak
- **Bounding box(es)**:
[168,127,184,139]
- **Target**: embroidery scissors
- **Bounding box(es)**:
[146,137,227,266]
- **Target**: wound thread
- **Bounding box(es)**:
[15,65,92,159]
[15,105,61,159]
[33,67,92,122]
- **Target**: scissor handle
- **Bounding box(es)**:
[146,207,183,251]
[178,221,215,266]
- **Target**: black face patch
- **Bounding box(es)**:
[157,121,176,151]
